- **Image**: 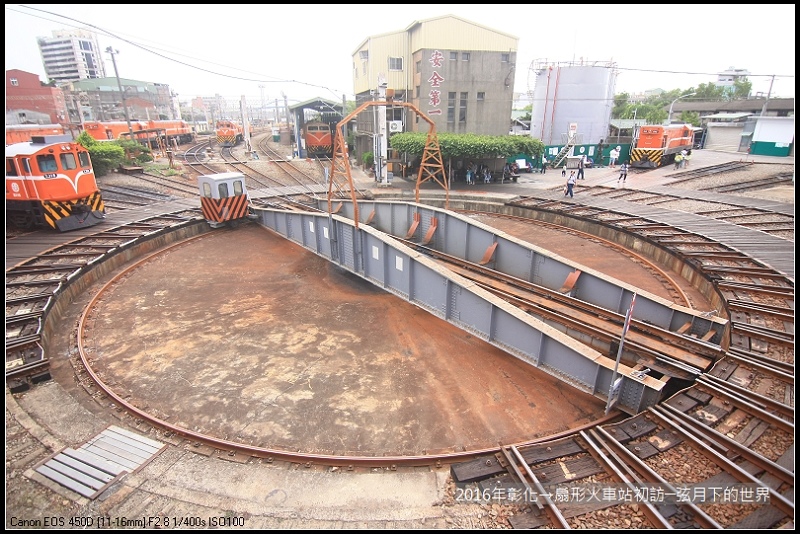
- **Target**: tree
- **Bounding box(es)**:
[677,111,701,127]
[692,82,726,101]
[75,131,125,177]
[731,78,752,100]
[389,132,544,173]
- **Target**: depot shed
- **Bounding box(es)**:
[745,116,794,157]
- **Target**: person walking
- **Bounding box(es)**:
[674,152,683,170]
[617,162,629,184]
[561,164,567,178]
[565,170,577,198]
[541,154,548,174]
[684,149,692,168]
[577,156,586,180]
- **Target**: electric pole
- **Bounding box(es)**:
[259,85,266,124]
[106,47,134,139]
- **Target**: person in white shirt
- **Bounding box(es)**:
[609,147,620,169]
[565,171,577,198]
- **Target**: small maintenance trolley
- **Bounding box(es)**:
[197,172,252,228]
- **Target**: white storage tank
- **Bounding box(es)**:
[528,59,618,146]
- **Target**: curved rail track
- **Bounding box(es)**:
[5,158,793,528]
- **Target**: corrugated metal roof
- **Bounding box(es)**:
[610,119,649,129]
[701,112,753,120]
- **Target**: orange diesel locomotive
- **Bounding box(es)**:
[82,120,149,141]
[215,120,244,148]
[630,124,694,169]
[149,119,195,145]
[6,124,66,145]
[6,135,105,231]
[302,121,333,158]
[82,120,194,146]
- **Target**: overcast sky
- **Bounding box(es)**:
[5,4,795,107]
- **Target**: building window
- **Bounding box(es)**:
[477,92,485,101]
[450,51,458,61]
[416,60,421,72]
[359,50,369,60]
[459,92,467,122]
[501,53,510,63]
[416,85,421,98]
[461,52,471,61]
[447,92,456,123]
[10,78,18,86]
[388,57,403,71]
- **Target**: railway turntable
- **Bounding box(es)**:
[79,224,611,456]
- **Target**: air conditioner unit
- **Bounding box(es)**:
[388,120,403,133]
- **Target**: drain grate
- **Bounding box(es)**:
[35,425,165,499]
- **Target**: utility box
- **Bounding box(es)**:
[565,156,583,169]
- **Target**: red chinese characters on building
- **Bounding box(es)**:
[427,50,445,116]
[429,90,442,107]
[428,71,445,88]
[429,50,444,68]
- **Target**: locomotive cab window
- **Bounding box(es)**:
[79,152,91,168]
[6,158,19,176]
[37,154,58,172]
[233,180,243,196]
[60,152,78,171]
[202,183,212,198]
[218,183,229,199]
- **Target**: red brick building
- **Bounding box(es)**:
[6,69,67,124]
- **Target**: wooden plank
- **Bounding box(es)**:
[527,456,603,485]
[509,509,548,529]
[617,414,657,439]
[715,409,748,436]
[685,387,713,404]
[749,315,769,353]
[733,418,771,448]
[626,440,660,460]
[647,428,684,452]
[603,424,632,443]
[729,502,789,530]
[708,361,737,380]
[450,455,505,483]
[664,393,699,413]
[517,437,585,464]
[450,438,585,483]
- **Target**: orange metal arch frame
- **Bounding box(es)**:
[328,101,448,227]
